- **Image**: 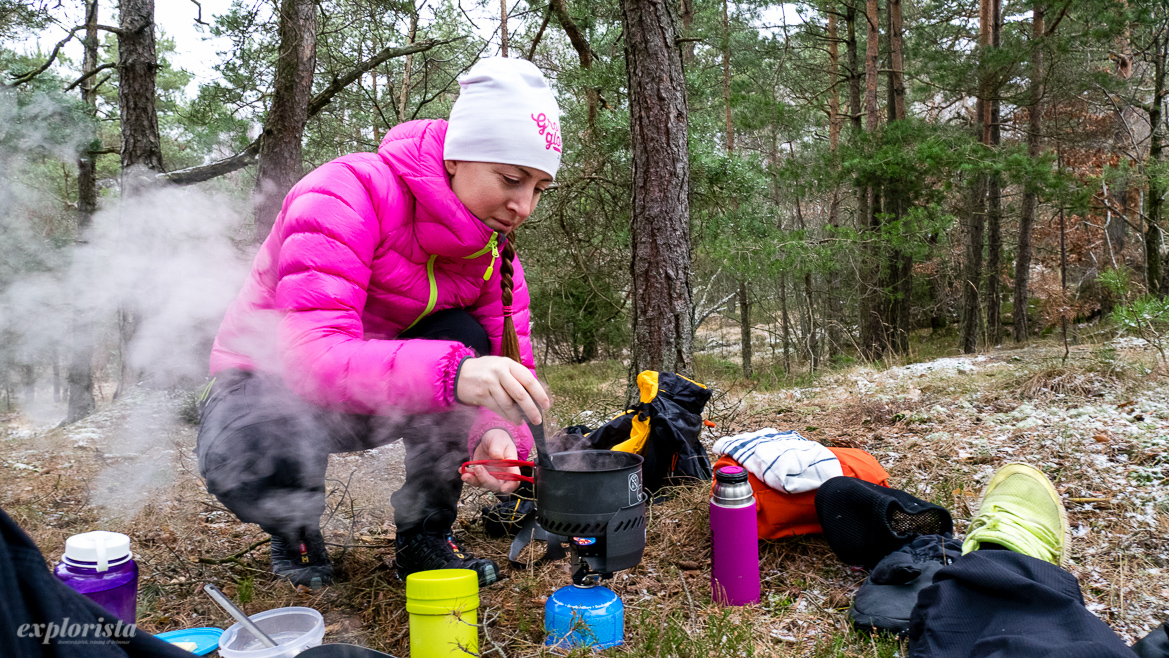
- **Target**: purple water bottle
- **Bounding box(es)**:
[54,531,138,625]
[710,465,760,605]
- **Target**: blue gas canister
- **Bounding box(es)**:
[544,584,624,650]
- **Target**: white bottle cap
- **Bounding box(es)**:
[64,531,132,572]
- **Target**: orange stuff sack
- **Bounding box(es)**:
[712,448,889,540]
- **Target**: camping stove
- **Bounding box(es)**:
[535,449,645,651]
[536,449,647,585]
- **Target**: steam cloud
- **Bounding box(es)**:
[1,89,252,517]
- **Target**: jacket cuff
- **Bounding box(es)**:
[468,409,534,460]
[439,346,477,407]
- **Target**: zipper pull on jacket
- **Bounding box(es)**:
[483,233,500,281]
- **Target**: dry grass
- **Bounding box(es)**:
[2,340,1168,656]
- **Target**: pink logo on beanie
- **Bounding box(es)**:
[531,113,562,153]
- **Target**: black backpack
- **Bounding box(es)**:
[571,371,714,495]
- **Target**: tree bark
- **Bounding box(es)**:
[739,280,751,377]
[163,40,443,186]
[882,0,911,355]
[550,0,598,130]
[623,0,693,381]
[399,7,419,121]
[115,0,163,399]
[1015,1,1043,342]
[857,0,882,360]
[846,1,861,136]
[500,0,508,56]
[826,4,843,355]
[1147,31,1166,298]
[961,0,992,354]
[781,273,791,373]
[118,0,163,191]
[886,0,905,120]
[722,0,733,153]
[252,0,317,243]
[863,0,879,134]
[985,0,1002,345]
[67,0,99,423]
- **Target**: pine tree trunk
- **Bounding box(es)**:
[253,0,318,242]
[115,0,163,398]
[67,0,99,423]
[826,4,843,356]
[781,274,791,373]
[739,280,752,377]
[623,0,694,380]
[846,2,861,136]
[118,0,163,192]
[550,0,598,131]
[846,2,866,356]
[1147,32,1166,298]
[722,0,733,153]
[960,0,992,354]
[399,8,419,121]
[882,0,911,355]
[857,0,882,360]
[500,0,509,56]
[985,0,1002,345]
[1015,2,1043,342]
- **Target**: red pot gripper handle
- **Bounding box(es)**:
[459,459,535,483]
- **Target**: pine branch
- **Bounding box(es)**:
[64,62,115,92]
[549,0,595,67]
[4,26,82,87]
[162,37,457,185]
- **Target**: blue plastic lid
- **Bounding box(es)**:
[154,627,224,655]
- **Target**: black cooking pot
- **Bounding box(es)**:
[536,449,646,576]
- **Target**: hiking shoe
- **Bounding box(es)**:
[270,527,334,589]
[962,463,1068,565]
[395,530,502,587]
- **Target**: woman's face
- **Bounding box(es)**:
[444,160,553,234]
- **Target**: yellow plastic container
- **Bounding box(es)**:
[406,569,479,657]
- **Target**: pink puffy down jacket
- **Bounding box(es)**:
[209,119,536,458]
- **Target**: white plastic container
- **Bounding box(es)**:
[217,607,324,658]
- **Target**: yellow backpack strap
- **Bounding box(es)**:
[612,411,650,454]
[636,370,660,403]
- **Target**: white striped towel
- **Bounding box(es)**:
[712,428,843,494]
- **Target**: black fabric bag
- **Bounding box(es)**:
[850,535,963,636]
[815,477,953,569]
[1133,622,1169,658]
[572,371,714,495]
[0,507,190,658]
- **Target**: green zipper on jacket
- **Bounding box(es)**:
[404,255,439,331]
[464,232,500,282]
[403,233,499,331]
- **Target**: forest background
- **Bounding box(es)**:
[2,1,1169,656]
[1,0,1169,408]
[3,0,1169,413]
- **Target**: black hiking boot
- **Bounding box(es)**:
[395,529,502,587]
[270,527,334,590]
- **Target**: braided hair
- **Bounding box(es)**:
[499,234,523,363]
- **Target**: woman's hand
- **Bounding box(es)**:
[462,428,522,494]
[456,356,550,425]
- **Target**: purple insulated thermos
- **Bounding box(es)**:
[710,465,760,605]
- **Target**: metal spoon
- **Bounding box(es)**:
[203,583,279,649]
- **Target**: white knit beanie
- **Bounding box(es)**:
[444,57,562,179]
